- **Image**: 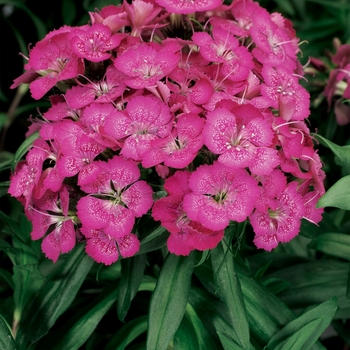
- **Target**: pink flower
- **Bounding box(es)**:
[81,228,140,265]
[203,104,279,175]
[250,182,305,251]
[89,5,129,34]
[104,95,173,161]
[53,121,105,186]
[114,42,180,89]
[64,65,127,108]
[141,113,204,169]
[152,171,224,255]
[183,162,259,231]
[260,65,310,121]
[21,29,85,99]
[70,23,125,62]
[29,186,76,262]
[155,0,222,14]
[76,156,153,237]
[123,0,163,37]
[192,26,253,82]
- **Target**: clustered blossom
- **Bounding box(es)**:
[9,0,325,265]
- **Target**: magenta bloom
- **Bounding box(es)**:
[142,113,204,169]
[114,42,180,89]
[152,171,224,255]
[203,104,279,175]
[155,0,222,14]
[81,228,140,265]
[29,186,76,262]
[104,95,173,161]
[19,29,85,100]
[260,65,310,121]
[250,182,305,251]
[76,156,153,238]
[70,23,125,62]
[183,162,260,231]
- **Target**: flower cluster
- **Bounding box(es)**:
[9,0,325,265]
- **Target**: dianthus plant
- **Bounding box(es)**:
[9,0,325,265]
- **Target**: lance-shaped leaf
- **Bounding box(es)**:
[211,236,250,349]
[146,252,195,350]
[309,232,350,260]
[314,134,350,174]
[117,254,147,321]
[105,315,148,350]
[51,284,119,350]
[267,298,338,350]
[11,131,39,172]
[0,313,16,350]
[16,244,94,348]
[317,175,350,210]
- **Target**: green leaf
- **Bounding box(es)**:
[173,310,200,350]
[105,315,148,350]
[317,175,350,210]
[15,244,94,348]
[0,151,13,171]
[62,0,77,25]
[11,131,40,173]
[309,232,350,260]
[51,284,119,350]
[211,237,250,349]
[146,252,195,350]
[314,134,350,174]
[0,313,16,350]
[267,298,337,350]
[265,260,350,319]
[137,226,169,255]
[185,303,218,350]
[117,254,146,321]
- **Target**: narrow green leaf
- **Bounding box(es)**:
[117,254,147,321]
[211,237,250,349]
[275,319,323,350]
[137,225,169,255]
[105,315,148,350]
[174,311,200,350]
[0,268,14,290]
[317,175,350,210]
[16,244,94,348]
[11,131,40,173]
[0,313,16,350]
[146,252,195,350]
[217,331,246,350]
[52,284,119,350]
[185,303,218,350]
[0,151,13,171]
[309,233,350,260]
[265,260,350,318]
[314,134,350,174]
[267,298,338,350]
